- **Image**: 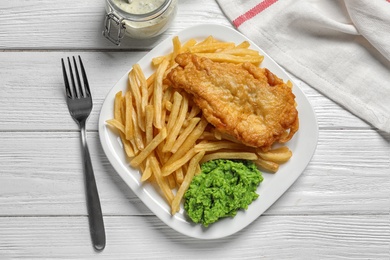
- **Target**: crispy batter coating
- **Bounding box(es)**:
[167,53,299,151]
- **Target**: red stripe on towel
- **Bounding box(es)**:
[233,0,278,27]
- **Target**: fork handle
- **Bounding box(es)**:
[80,121,106,251]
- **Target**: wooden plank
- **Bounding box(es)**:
[0,52,373,131]
[0,51,146,131]
[0,215,388,259]
[0,130,388,216]
[289,75,370,129]
[0,0,231,50]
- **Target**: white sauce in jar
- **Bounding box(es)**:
[112,0,165,15]
[107,0,177,39]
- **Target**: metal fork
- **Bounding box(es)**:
[61,56,106,251]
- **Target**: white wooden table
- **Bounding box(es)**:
[0,1,389,259]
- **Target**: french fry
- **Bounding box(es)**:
[154,140,167,167]
[130,128,167,167]
[219,48,260,56]
[195,52,264,64]
[180,38,197,52]
[120,97,126,124]
[200,152,258,164]
[141,157,152,182]
[257,146,292,164]
[133,64,148,116]
[219,132,243,144]
[198,131,217,141]
[149,155,174,204]
[129,138,139,155]
[131,106,144,151]
[153,36,195,67]
[254,158,279,173]
[162,148,196,177]
[171,151,205,214]
[128,70,145,132]
[170,117,201,153]
[235,40,251,49]
[174,168,184,185]
[145,105,154,144]
[187,105,201,120]
[119,132,135,158]
[114,91,123,122]
[146,73,155,90]
[170,36,181,65]
[198,35,217,45]
[167,173,176,189]
[195,164,201,176]
[163,93,188,152]
[165,100,173,111]
[164,91,182,138]
[166,117,208,165]
[106,119,125,134]
[152,55,169,66]
[161,86,173,128]
[287,80,293,88]
[189,42,235,53]
[153,59,169,129]
[124,91,134,140]
[194,140,251,153]
[213,130,222,140]
[106,113,136,158]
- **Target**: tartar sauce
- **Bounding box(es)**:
[107,0,177,39]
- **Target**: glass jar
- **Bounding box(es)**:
[103,0,177,45]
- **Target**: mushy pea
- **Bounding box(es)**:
[184,159,263,227]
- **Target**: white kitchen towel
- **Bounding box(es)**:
[216,0,390,133]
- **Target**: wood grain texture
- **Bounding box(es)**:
[0,130,388,216]
[0,215,388,259]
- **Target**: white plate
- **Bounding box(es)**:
[98,24,318,239]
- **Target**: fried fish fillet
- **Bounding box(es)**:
[167,53,299,151]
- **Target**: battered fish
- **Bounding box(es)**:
[167,53,299,150]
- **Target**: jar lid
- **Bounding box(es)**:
[108,0,172,22]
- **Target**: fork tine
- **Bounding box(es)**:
[73,56,84,98]
[67,57,79,99]
[78,56,91,97]
[61,58,72,98]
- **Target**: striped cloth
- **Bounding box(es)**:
[216,0,390,133]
